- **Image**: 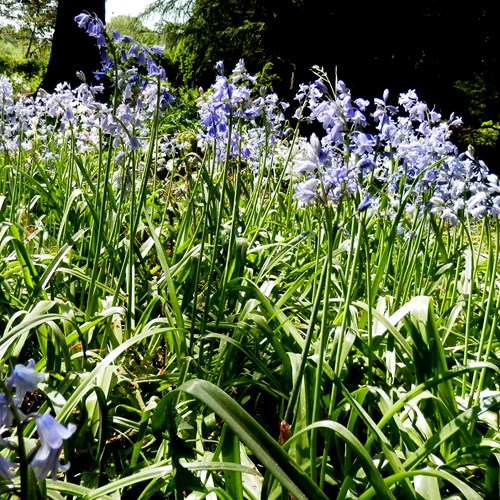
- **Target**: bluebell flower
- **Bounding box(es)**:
[215,61,225,76]
[354,97,370,111]
[137,51,147,66]
[313,78,328,95]
[127,71,139,85]
[74,13,90,29]
[467,191,488,217]
[293,177,320,206]
[6,359,47,402]
[0,393,13,429]
[147,58,160,77]
[357,194,372,212]
[30,414,77,480]
[111,29,122,42]
[86,20,97,37]
[96,33,106,49]
[160,90,175,108]
[92,70,107,81]
[351,132,376,155]
[128,43,140,58]
[0,454,14,480]
[150,45,165,56]
[129,135,141,151]
[75,13,174,89]
[356,157,375,174]
[120,48,128,63]
[292,134,328,175]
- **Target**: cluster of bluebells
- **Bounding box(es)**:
[74,12,174,110]
[0,76,136,160]
[196,60,290,170]
[2,12,499,226]
[0,30,182,198]
[0,13,176,170]
[0,359,76,481]
[290,78,500,224]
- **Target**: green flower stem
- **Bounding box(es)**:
[469,217,499,409]
[310,205,335,485]
[283,213,333,427]
[460,218,476,399]
[198,111,234,368]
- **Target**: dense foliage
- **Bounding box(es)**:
[107,16,162,47]
[1,11,500,500]
[0,55,46,93]
[0,0,57,58]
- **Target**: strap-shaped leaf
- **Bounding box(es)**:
[153,378,329,500]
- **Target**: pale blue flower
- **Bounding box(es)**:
[6,359,47,402]
[150,45,165,55]
[357,194,372,212]
[215,61,225,76]
[128,43,140,57]
[96,33,106,49]
[30,414,77,480]
[0,394,13,429]
[313,78,328,95]
[111,29,122,42]
[137,51,147,66]
[129,135,141,151]
[74,13,90,29]
[351,132,376,155]
[160,90,175,108]
[147,58,160,77]
[197,60,281,165]
[293,177,320,206]
[0,454,15,480]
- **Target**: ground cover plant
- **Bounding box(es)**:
[1,12,500,499]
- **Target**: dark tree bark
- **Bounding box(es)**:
[39,0,105,93]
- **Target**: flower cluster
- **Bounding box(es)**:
[290,77,500,224]
[2,13,178,191]
[0,360,76,482]
[3,14,499,227]
[196,60,290,170]
[0,75,171,164]
[74,12,174,108]
[0,69,182,199]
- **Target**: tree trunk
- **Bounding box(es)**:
[39,0,105,93]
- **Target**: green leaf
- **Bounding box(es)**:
[359,467,482,500]
[283,419,396,499]
[173,460,207,496]
[166,378,329,500]
[57,326,175,423]
[220,425,243,500]
[84,462,258,499]
[403,295,458,414]
[485,452,500,500]
[404,392,500,470]
[26,228,87,307]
